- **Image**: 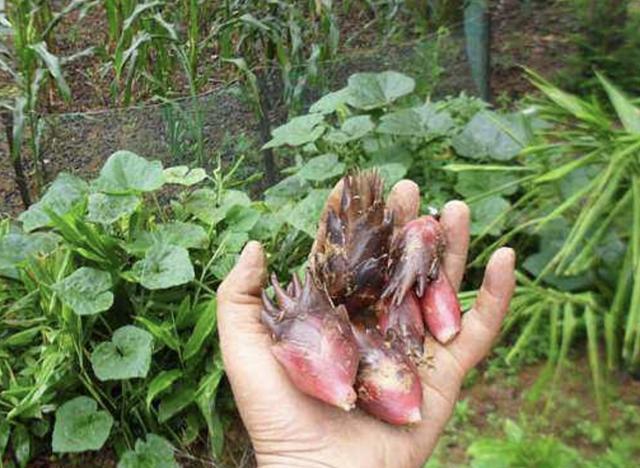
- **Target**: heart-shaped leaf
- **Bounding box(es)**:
[87,193,140,224]
[118,434,177,468]
[264,175,310,207]
[346,71,415,110]
[163,166,207,186]
[19,173,89,232]
[452,111,527,160]
[0,231,59,279]
[184,189,251,226]
[52,396,113,453]
[297,154,345,181]
[263,114,325,149]
[324,115,375,144]
[129,222,208,254]
[91,326,153,381]
[309,86,350,114]
[285,189,330,237]
[377,104,454,136]
[131,244,195,290]
[94,151,164,194]
[469,195,510,236]
[53,267,113,316]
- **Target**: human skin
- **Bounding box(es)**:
[217,179,516,468]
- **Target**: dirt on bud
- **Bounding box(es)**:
[262,272,359,410]
[421,269,461,344]
[353,327,423,425]
[376,291,425,360]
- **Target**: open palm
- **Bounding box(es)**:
[217,180,516,468]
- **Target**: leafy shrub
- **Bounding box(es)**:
[468,419,583,468]
[0,151,267,464]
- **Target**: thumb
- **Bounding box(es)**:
[216,242,296,425]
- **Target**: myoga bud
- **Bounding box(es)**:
[421,269,461,344]
[262,272,359,410]
[376,291,425,360]
[353,327,423,425]
[312,170,393,312]
[383,215,444,305]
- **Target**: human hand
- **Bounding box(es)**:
[216,179,516,468]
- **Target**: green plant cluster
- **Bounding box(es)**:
[2,66,640,465]
[0,150,285,465]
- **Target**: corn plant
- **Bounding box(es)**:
[2,0,93,202]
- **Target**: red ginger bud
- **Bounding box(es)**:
[383,215,444,305]
[312,170,393,312]
[421,269,461,344]
[353,327,423,425]
[261,272,359,411]
[376,291,425,360]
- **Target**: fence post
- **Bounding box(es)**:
[464,0,491,102]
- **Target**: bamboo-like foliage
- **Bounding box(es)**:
[464,72,640,424]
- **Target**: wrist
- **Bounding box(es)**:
[257,453,339,468]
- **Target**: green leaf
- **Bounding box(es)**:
[12,424,30,467]
[597,72,640,134]
[367,163,408,188]
[324,115,375,144]
[146,370,183,409]
[455,171,519,198]
[184,189,251,226]
[297,154,345,181]
[131,244,195,290]
[90,326,154,381]
[263,114,325,149]
[19,173,89,232]
[118,434,177,468]
[87,193,140,224]
[220,231,249,254]
[196,360,225,458]
[452,111,526,161]
[377,104,454,136]
[52,267,113,316]
[129,222,208,254]
[309,86,350,114]
[29,42,71,100]
[52,396,113,453]
[163,166,207,186]
[0,418,10,459]
[264,175,310,207]
[225,205,260,232]
[134,316,180,351]
[0,231,59,279]
[94,151,164,194]
[158,385,196,423]
[469,196,510,236]
[285,189,330,237]
[346,71,415,110]
[183,299,217,361]
[365,144,413,188]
